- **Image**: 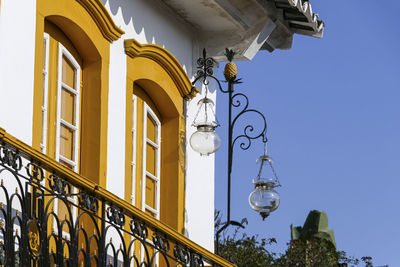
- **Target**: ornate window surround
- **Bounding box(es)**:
[32,0,124,188]
[124,39,198,233]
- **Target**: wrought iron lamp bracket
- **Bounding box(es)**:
[192,49,268,150]
[192,49,228,94]
[193,49,274,254]
[230,94,269,152]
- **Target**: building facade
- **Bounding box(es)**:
[0,0,323,265]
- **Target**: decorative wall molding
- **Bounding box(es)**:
[76,0,124,42]
[124,39,198,99]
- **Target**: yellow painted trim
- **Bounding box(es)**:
[76,0,124,42]
[33,0,112,189]
[124,39,199,99]
[0,127,235,267]
[46,30,60,161]
[125,43,190,233]
[32,15,44,152]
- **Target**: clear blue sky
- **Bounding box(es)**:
[214,1,400,266]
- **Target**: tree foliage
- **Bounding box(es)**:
[276,238,346,267]
[218,233,277,267]
[215,211,374,267]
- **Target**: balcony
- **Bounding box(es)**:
[0,128,234,267]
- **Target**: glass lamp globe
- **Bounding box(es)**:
[256,155,277,182]
[190,125,221,156]
[190,97,220,156]
[249,151,281,220]
[249,179,280,220]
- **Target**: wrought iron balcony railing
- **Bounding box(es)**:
[0,128,234,267]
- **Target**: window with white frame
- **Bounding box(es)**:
[40,33,50,154]
[131,95,137,205]
[141,103,161,219]
[55,43,81,172]
[53,42,80,237]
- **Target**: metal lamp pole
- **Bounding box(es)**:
[192,49,269,254]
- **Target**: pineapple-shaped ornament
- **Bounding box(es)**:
[224,48,237,82]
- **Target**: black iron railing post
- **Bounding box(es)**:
[20,189,30,267]
[99,200,106,266]
[5,187,14,266]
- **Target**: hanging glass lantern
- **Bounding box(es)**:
[249,144,281,220]
[190,97,221,156]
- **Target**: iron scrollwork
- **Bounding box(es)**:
[152,231,170,252]
[79,192,98,213]
[174,244,190,265]
[0,134,226,266]
[191,253,205,267]
[106,206,125,227]
[130,219,148,239]
[192,49,227,93]
[26,162,45,182]
[0,144,22,171]
[192,50,268,150]
[231,93,268,151]
[49,173,71,196]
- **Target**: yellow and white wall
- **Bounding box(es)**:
[0,0,216,252]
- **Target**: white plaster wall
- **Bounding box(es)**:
[0,0,37,145]
[102,0,193,74]
[185,81,217,252]
[105,39,127,200]
[102,0,216,251]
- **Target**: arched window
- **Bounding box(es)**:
[131,84,162,219]
[56,42,81,171]
[124,39,197,232]
[40,21,83,247]
[33,0,123,187]
[32,1,124,264]
[41,21,83,171]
